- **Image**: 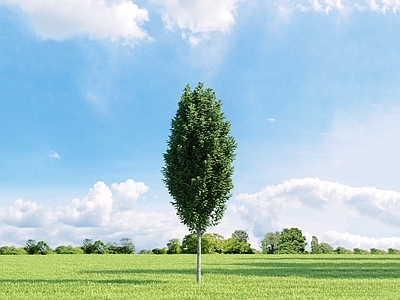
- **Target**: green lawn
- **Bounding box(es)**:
[1,254,399,299]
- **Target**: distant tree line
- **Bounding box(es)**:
[0,237,135,255]
[145,230,256,255]
[2,228,400,255]
[260,228,400,255]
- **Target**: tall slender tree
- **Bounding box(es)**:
[162,83,236,282]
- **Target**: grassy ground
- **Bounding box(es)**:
[1,254,400,299]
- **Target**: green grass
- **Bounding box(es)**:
[1,254,400,299]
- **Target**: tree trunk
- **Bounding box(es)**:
[196,228,202,283]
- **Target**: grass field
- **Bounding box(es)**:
[1,254,400,299]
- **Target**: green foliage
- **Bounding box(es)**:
[311,236,322,254]
[310,237,333,254]
[203,233,224,254]
[182,233,225,254]
[353,248,369,254]
[335,246,353,254]
[0,246,27,255]
[138,249,153,254]
[166,238,182,254]
[162,83,237,234]
[107,238,135,254]
[370,248,386,254]
[55,245,83,254]
[119,238,136,254]
[152,248,167,254]
[261,231,280,254]
[24,239,52,255]
[388,248,400,254]
[276,228,307,254]
[81,239,107,254]
[223,238,254,254]
[231,229,249,244]
[319,242,334,254]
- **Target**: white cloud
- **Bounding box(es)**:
[324,231,400,249]
[0,199,49,228]
[156,0,241,44]
[266,118,276,123]
[237,178,400,249]
[111,179,149,209]
[0,179,187,250]
[50,150,61,159]
[0,0,150,44]
[60,181,113,227]
[2,177,400,250]
[280,0,400,14]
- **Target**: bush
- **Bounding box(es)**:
[152,248,167,254]
[353,248,369,254]
[319,242,334,254]
[370,248,386,254]
[223,238,254,254]
[55,245,83,254]
[335,246,352,254]
[0,246,27,255]
[388,248,400,254]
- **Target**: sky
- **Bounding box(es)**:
[1,0,400,252]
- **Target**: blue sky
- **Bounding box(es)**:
[1,0,400,251]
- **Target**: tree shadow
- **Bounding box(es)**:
[82,256,400,279]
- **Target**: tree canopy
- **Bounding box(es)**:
[276,228,307,254]
[162,83,236,234]
[162,83,236,282]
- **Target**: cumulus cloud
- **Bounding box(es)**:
[3,177,400,250]
[280,0,400,14]
[0,199,49,228]
[237,178,400,248]
[323,231,400,249]
[0,179,186,250]
[111,179,149,209]
[156,0,241,44]
[60,181,113,227]
[0,0,149,44]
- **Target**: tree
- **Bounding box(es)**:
[152,247,167,254]
[319,242,333,254]
[24,239,37,255]
[232,230,249,244]
[276,228,307,254]
[223,238,254,254]
[138,249,152,254]
[388,248,400,254]
[24,239,52,255]
[55,245,83,254]
[0,246,26,255]
[261,231,280,254]
[311,236,322,254]
[81,239,107,254]
[119,238,135,254]
[167,238,182,254]
[162,83,236,282]
[353,248,369,254]
[182,233,224,254]
[335,246,352,254]
[370,248,386,254]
